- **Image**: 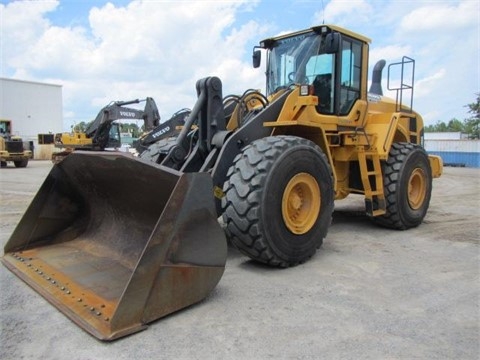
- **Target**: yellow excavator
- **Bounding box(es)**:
[52,97,161,162]
[1,25,442,340]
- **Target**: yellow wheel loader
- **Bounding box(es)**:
[0,120,32,168]
[1,25,442,340]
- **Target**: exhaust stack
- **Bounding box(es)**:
[369,59,386,95]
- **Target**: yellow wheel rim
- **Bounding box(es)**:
[282,173,321,235]
[408,168,427,210]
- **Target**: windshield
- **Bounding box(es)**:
[264,29,364,115]
[266,32,325,95]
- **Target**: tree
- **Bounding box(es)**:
[120,123,141,138]
[463,93,480,139]
[424,120,449,132]
[424,94,479,138]
[71,121,90,132]
[447,118,464,132]
[466,93,480,119]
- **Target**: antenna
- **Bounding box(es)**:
[321,0,325,24]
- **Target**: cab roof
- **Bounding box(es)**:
[259,24,371,48]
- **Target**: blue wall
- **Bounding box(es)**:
[428,151,480,168]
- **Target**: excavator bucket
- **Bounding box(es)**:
[1,151,227,341]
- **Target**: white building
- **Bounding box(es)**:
[424,132,468,140]
[0,77,63,145]
[424,132,479,168]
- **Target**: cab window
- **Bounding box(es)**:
[340,39,362,114]
[307,54,335,114]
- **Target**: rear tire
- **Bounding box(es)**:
[14,159,28,168]
[222,136,334,267]
[373,142,432,230]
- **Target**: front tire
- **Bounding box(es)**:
[222,136,334,267]
[14,159,28,168]
[373,142,432,230]
[139,137,177,164]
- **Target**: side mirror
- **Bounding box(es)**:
[252,49,261,68]
[325,32,341,54]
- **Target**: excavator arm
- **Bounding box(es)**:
[86,98,161,150]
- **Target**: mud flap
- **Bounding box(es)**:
[1,151,227,340]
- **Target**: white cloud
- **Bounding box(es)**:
[26,26,93,74]
[415,69,446,98]
[1,0,266,128]
[421,109,443,125]
[400,1,478,32]
[360,0,479,125]
[369,45,412,65]
[1,1,58,69]
[322,0,373,25]
[1,0,478,129]
[397,1,479,124]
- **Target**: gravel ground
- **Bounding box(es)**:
[0,160,479,360]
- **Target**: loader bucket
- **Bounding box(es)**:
[1,151,227,340]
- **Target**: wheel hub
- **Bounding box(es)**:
[408,168,427,210]
[282,173,321,235]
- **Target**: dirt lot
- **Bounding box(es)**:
[0,161,479,360]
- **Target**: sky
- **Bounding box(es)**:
[1,0,479,130]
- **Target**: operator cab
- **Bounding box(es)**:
[0,120,12,138]
[253,25,370,117]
